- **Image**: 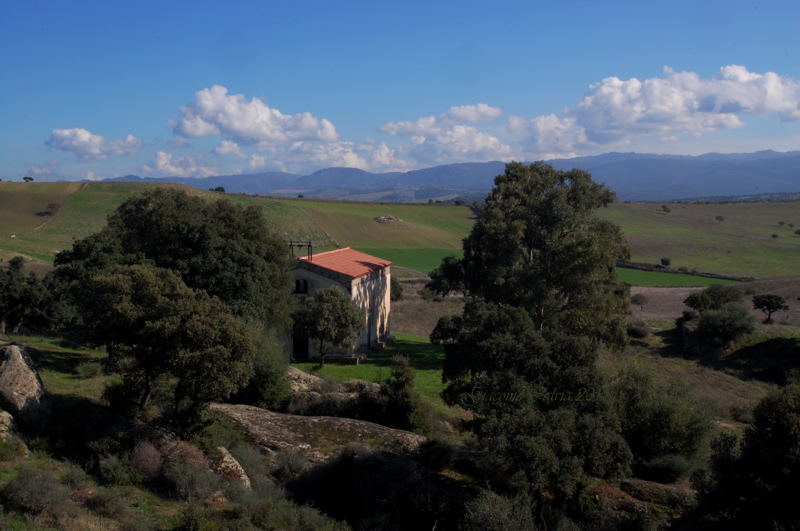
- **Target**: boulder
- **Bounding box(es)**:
[0,345,45,417]
[0,409,29,457]
[287,366,325,393]
[210,446,251,489]
[210,403,425,465]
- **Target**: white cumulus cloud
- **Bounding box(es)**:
[174,85,338,144]
[46,128,142,160]
[380,103,511,165]
[142,151,216,178]
[511,65,800,156]
[214,139,245,158]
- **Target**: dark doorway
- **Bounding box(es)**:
[293,326,309,361]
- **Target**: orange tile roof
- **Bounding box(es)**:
[298,247,392,279]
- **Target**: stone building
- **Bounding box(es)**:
[291,247,392,361]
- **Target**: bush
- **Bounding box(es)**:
[626,321,648,339]
[131,441,162,482]
[1,464,74,516]
[85,487,128,519]
[416,439,457,471]
[638,454,692,483]
[695,302,755,347]
[460,491,535,531]
[390,275,404,301]
[272,449,308,484]
[772,233,779,239]
[163,462,220,500]
[610,367,711,481]
[660,257,671,266]
[98,454,143,486]
[630,293,647,309]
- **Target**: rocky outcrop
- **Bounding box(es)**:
[0,409,29,457]
[210,403,425,464]
[287,366,325,393]
[210,447,251,489]
[0,345,45,417]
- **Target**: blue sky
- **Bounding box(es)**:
[2,0,799,180]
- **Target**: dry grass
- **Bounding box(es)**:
[391,279,463,337]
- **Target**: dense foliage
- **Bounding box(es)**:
[695,384,800,527]
[55,188,292,328]
[82,264,256,435]
[429,162,633,513]
[293,286,362,362]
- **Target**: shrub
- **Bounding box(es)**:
[630,293,647,309]
[772,233,778,239]
[131,441,162,482]
[390,275,404,301]
[610,367,711,481]
[638,454,692,483]
[715,215,724,222]
[660,257,671,266]
[163,462,220,500]
[85,487,128,519]
[695,302,755,347]
[460,491,535,531]
[98,455,143,486]
[416,438,457,471]
[272,449,308,484]
[626,321,648,339]
[1,464,74,516]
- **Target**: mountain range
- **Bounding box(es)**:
[106,150,800,202]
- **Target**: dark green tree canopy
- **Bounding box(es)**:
[429,161,629,347]
[55,188,291,327]
[752,294,789,323]
[81,264,256,434]
[294,286,362,358]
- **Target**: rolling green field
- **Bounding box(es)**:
[602,201,800,277]
[1,182,797,283]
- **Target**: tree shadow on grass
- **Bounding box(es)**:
[369,338,444,371]
[703,337,800,385]
[25,392,124,461]
[25,344,101,376]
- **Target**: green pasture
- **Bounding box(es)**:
[293,332,448,412]
[2,182,797,281]
[616,267,739,287]
[602,202,800,277]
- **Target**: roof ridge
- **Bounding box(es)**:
[306,247,352,258]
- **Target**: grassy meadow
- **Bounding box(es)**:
[1,181,798,284]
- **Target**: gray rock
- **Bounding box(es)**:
[0,345,45,417]
[210,446,251,489]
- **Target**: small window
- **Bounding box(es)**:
[294,279,309,294]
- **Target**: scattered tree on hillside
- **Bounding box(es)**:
[660,257,671,266]
[685,284,742,315]
[80,264,256,436]
[209,186,225,193]
[752,294,789,324]
[695,303,755,348]
[715,215,724,222]
[293,286,362,365]
[22,176,33,182]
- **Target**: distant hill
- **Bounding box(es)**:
[105,150,800,202]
